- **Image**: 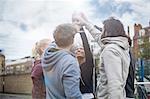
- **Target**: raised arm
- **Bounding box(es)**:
[79,31,93,64]
[72,12,102,46]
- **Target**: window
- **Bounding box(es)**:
[139,29,145,37]
[0,69,2,75]
[16,65,21,72]
[6,66,10,74]
[138,39,143,45]
[10,66,14,74]
[140,48,144,53]
[21,65,25,72]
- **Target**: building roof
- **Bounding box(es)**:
[134,24,150,40]
[143,26,150,29]
[6,57,32,66]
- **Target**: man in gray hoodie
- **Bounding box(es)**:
[42,23,82,99]
[72,13,130,99]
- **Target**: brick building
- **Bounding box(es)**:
[133,23,150,59]
[133,24,142,59]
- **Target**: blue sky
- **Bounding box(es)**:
[0,0,150,60]
[90,0,150,25]
[90,0,133,18]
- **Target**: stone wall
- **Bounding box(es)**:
[3,74,32,94]
[0,76,3,92]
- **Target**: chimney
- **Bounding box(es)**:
[133,23,142,39]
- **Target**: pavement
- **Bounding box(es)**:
[0,93,32,99]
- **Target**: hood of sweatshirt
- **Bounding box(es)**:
[42,43,75,71]
[101,36,129,50]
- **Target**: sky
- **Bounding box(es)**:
[0,0,150,60]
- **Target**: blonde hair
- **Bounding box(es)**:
[32,39,50,59]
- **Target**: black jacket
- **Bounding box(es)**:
[125,49,135,98]
[79,32,95,93]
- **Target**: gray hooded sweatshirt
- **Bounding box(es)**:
[42,43,82,99]
[96,37,130,99]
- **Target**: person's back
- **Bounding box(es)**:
[42,46,81,99]
[31,39,50,99]
[96,18,130,99]
[72,13,131,98]
[73,32,95,99]
[97,37,130,99]
[31,60,46,99]
[79,32,94,94]
[42,23,82,99]
[125,50,135,98]
[125,37,136,98]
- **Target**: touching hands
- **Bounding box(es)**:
[72,12,90,31]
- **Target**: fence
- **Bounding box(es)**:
[136,59,150,99]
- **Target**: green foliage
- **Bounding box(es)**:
[139,36,150,59]
[144,60,150,76]
[138,36,150,77]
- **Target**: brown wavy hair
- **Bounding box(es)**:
[101,17,128,39]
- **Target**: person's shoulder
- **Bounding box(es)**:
[33,60,42,69]
[34,60,41,65]
[61,54,80,73]
[104,44,120,52]
[101,44,123,58]
[62,51,76,61]
[62,52,78,65]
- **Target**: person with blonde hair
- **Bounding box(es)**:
[31,38,51,99]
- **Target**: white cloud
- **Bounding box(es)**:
[120,12,138,37]
[90,0,150,37]
[0,0,93,59]
[0,0,150,59]
[119,0,150,37]
[115,0,142,4]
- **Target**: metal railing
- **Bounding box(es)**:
[135,82,150,99]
